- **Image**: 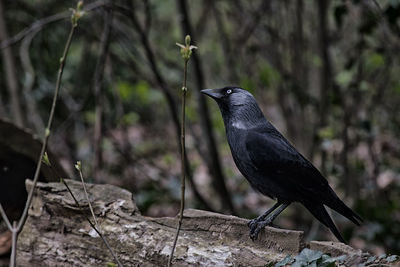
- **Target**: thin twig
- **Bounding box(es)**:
[10,222,17,266]
[20,28,46,134]
[76,162,99,227]
[93,4,113,180]
[0,204,12,230]
[168,35,195,267]
[0,0,109,50]
[62,179,124,267]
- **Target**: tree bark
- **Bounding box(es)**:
[93,6,113,180]
[15,179,382,267]
[0,0,24,127]
[15,180,390,266]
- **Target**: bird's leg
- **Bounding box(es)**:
[247,202,281,229]
[249,203,290,241]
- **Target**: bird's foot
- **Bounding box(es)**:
[247,218,259,230]
[249,219,272,241]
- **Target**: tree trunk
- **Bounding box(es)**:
[0,0,24,127]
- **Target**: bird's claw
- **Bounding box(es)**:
[247,218,258,229]
[248,219,272,241]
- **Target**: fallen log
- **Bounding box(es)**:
[15,180,398,266]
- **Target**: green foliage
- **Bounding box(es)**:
[274,255,293,266]
[317,126,336,140]
[365,52,385,72]
[274,249,346,267]
[117,81,135,102]
[117,80,152,104]
[259,63,281,87]
[356,185,400,253]
[335,70,353,88]
[387,255,399,262]
[240,77,255,93]
[392,81,400,94]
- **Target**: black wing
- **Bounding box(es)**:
[245,129,362,225]
[245,129,329,203]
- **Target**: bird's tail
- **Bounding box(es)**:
[324,190,363,226]
[303,202,346,243]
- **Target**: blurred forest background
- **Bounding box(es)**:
[0,0,399,256]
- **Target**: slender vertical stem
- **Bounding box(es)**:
[168,58,188,267]
[10,222,17,267]
[180,59,188,216]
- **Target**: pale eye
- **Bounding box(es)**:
[226,89,232,94]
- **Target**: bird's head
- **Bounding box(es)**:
[201,87,253,106]
[201,87,265,127]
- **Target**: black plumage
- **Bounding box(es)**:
[201,86,362,242]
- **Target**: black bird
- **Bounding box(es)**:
[201,86,362,242]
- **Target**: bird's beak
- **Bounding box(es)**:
[201,89,223,100]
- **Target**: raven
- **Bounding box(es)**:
[201,86,362,242]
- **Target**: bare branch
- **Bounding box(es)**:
[93,5,113,180]
[19,28,45,134]
[0,0,24,126]
[0,0,109,50]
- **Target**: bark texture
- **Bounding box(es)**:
[16,180,397,266]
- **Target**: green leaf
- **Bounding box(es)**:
[335,70,353,88]
[259,63,281,87]
[117,81,135,101]
[391,82,400,94]
[84,111,95,124]
[386,255,398,262]
[318,126,335,140]
[312,55,322,67]
[365,256,376,264]
[291,261,305,267]
[378,253,387,259]
[134,80,150,103]
[365,52,384,72]
[240,77,255,93]
[275,255,293,267]
[321,254,347,265]
[295,248,323,264]
[121,112,140,125]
